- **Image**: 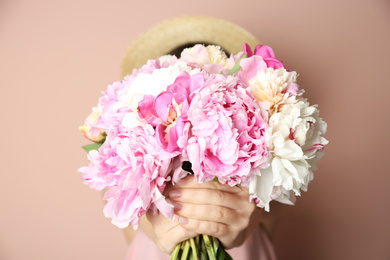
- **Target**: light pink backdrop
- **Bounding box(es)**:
[1,0,389,259]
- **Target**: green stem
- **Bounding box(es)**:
[200,236,207,260]
[171,235,232,260]
[211,236,219,255]
[202,235,217,260]
[181,240,191,260]
[190,237,198,260]
[170,243,181,260]
[227,54,248,75]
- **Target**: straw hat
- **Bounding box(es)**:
[121,16,261,78]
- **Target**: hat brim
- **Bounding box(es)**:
[121,16,261,77]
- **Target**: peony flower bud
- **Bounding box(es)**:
[79,106,105,143]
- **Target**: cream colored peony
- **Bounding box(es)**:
[249,68,300,116]
[205,45,230,68]
[180,44,237,73]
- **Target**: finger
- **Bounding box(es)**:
[173,202,240,226]
[174,174,244,194]
[169,187,249,210]
[146,211,199,252]
[176,217,231,242]
[145,211,185,233]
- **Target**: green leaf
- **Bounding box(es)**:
[82,143,103,153]
[226,252,233,260]
[217,248,225,260]
[227,54,248,75]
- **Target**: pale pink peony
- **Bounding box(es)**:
[185,73,270,186]
[90,77,133,133]
[79,124,173,229]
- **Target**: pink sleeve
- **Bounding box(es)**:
[125,225,277,260]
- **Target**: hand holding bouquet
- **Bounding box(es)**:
[79,44,328,259]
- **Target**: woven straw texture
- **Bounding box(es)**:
[121,16,261,77]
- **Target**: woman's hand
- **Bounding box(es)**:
[138,174,288,253]
[144,206,198,254]
[167,175,263,249]
[140,178,201,254]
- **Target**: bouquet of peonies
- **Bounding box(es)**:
[79,44,328,259]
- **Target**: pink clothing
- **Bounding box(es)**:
[125,225,277,259]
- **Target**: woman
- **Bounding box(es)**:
[120,16,290,259]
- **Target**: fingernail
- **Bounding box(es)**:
[179,216,189,224]
[172,202,182,211]
[169,190,182,198]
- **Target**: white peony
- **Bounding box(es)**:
[250,99,328,210]
[117,62,199,129]
[119,61,196,112]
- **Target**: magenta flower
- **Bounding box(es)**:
[79,124,173,229]
[185,73,270,186]
[243,43,285,69]
[238,44,286,86]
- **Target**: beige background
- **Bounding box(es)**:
[1,0,389,259]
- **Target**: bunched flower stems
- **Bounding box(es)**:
[170,235,233,260]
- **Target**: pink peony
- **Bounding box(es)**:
[90,77,133,133]
[137,72,204,158]
[185,73,270,186]
[79,124,173,229]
